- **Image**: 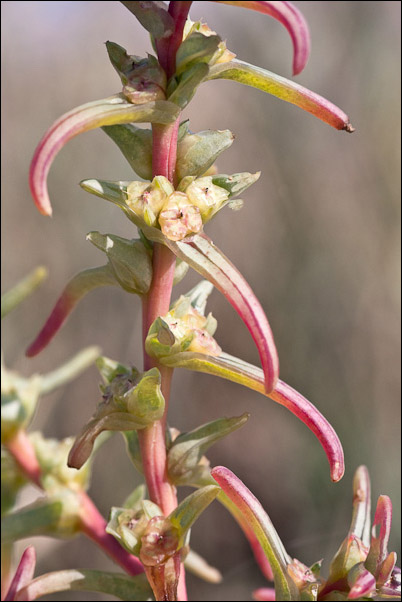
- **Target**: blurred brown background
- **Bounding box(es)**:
[2,2,401,600]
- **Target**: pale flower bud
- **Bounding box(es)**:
[185,176,229,222]
[159,192,203,241]
[127,177,174,227]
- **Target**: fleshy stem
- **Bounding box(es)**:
[4,430,144,577]
[138,3,192,600]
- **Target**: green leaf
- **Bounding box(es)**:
[102,124,153,180]
[176,129,234,181]
[168,63,210,109]
[87,232,152,295]
[95,356,132,385]
[120,1,174,39]
[176,31,221,75]
[207,59,353,131]
[125,368,165,425]
[1,267,47,319]
[15,569,152,601]
[168,485,220,547]
[168,414,249,484]
[1,498,76,542]
[211,171,260,197]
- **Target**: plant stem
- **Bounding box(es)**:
[156,1,193,79]
[139,4,192,599]
[6,430,42,488]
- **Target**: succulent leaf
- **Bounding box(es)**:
[176,129,234,181]
[167,414,249,484]
[207,60,353,131]
[158,350,344,483]
[4,547,36,602]
[29,96,179,216]
[26,266,118,357]
[211,0,311,75]
[211,466,298,600]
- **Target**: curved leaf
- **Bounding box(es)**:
[212,0,310,75]
[158,351,344,483]
[207,60,354,131]
[211,466,299,600]
[168,414,249,484]
[29,96,180,216]
[166,234,279,393]
[26,266,117,357]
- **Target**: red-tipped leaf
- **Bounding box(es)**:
[212,0,310,75]
[166,234,279,393]
[159,351,344,482]
[26,266,117,357]
[4,547,36,601]
[29,96,179,216]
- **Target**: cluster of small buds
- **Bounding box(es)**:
[126,175,231,241]
[146,293,222,359]
[68,366,165,469]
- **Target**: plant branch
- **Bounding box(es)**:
[4,430,144,577]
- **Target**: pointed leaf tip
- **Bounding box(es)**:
[207,60,352,132]
[26,266,117,357]
[167,234,279,392]
[212,0,311,75]
[211,466,297,600]
[271,380,344,482]
[4,546,36,602]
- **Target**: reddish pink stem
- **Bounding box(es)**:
[6,430,42,488]
[139,4,193,600]
[156,1,193,79]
